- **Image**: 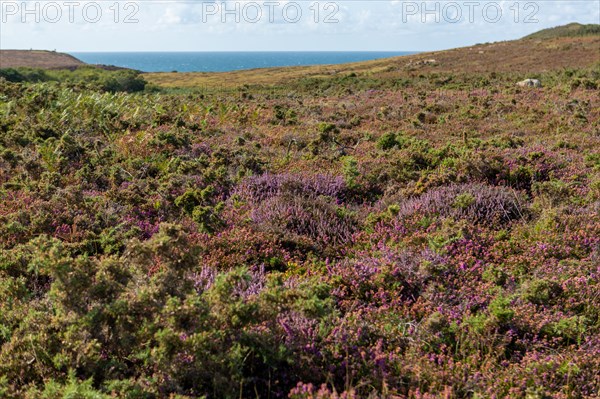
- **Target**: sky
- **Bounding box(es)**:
[0,0,599,51]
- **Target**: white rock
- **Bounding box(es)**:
[517,79,542,88]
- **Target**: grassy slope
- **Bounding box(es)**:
[145,35,600,89]
[0,50,84,69]
[523,22,600,39]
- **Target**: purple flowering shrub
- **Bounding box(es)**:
[235,173,348,203]
[250,194,357,250]
[232,173,357,252]
[396,183,528,226]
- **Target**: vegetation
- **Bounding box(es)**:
[0,32,599,398]
[523,23,600,39]
[0,66,146,93]
[0,50,84,69]
[145,35,600,89]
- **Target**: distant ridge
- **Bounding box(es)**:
[0,50,139,72]
[0,50,85,69]
[523,23,600,40]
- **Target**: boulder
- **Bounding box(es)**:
[517,79,542,88]
[406,59,437,68]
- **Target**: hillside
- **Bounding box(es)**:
[0,49,85,69]
[523,22,600,39]
[145,35,600,89]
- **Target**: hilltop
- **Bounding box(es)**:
[0,49,85,69]
[523,22,600,39]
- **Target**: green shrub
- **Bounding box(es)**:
[100,70,146,93]
[488,295,515,325]
[317,122,337,135]
[376,132,398,150]
[175,186,224,233]
[452,192,476,209]
[522,279,563,306]
[0,66,146,92]
[585,153,600,169]
[341,156,360,189]
[0,68,25,82]
[28,371,110,399]
[541,316,588,344]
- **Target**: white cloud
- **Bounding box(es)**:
[0,0,598,51]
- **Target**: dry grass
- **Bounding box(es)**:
[145,36,600,89]
[0,50,85,69]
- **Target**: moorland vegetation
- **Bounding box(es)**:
[0,27,599,398]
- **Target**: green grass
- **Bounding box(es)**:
[523,23,600,39]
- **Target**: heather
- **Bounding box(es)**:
[0,58,599,399]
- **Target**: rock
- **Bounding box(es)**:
[517,79,542,88]
[407,59,437,68]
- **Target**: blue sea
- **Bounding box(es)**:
[69,52,416,73]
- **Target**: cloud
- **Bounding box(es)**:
[0,0,598,51]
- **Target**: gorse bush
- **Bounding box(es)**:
[0,66,147,92]
[0,226,337,398]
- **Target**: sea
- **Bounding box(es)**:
[69,52,416,73]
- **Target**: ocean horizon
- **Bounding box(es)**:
[69,51,417,73]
